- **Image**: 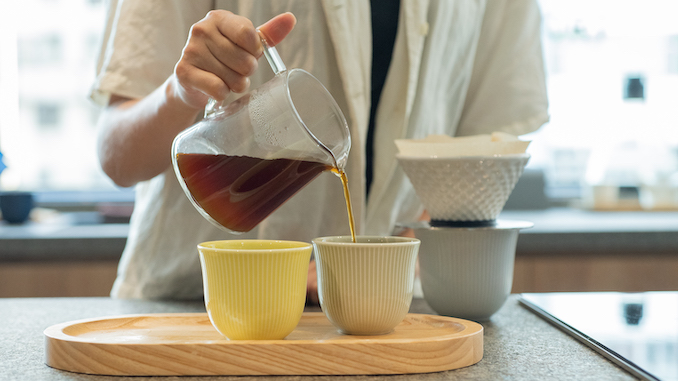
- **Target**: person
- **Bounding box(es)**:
[91,0,549,301]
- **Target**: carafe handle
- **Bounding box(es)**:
[258,29,287,75]
[204,30,287,118]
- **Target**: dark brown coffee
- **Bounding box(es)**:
[176,153,355,241]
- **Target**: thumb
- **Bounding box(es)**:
[257,12,296,47]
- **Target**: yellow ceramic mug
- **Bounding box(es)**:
[198,240,312,340]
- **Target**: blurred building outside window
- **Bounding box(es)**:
[0,0,127,209]
[526,0,678,211]
[0,0,677,213]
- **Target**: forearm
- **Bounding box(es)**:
[97,77,201,188]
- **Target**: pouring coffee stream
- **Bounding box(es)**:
[258,31,356,243]
[172,31,356,242]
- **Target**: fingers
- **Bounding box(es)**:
[172,61,226,108]
[258,12,297,46]
[175,11,256,102]
[173,10,296,108]
[210,11,263,63]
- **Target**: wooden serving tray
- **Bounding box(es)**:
[44,312,483,376]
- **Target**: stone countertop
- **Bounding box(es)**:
[1,296,636,381]
[1,208,677,261]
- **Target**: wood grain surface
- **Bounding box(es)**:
[44,312,483,376]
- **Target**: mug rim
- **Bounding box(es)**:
[312,235,420,246]
[198,239,312,253]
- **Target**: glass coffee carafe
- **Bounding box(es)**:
[171,34,351,234]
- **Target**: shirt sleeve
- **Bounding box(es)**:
[90,0,213,105]
[455,0,549,137]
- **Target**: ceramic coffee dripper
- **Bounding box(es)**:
[172,32,350,234]
[395,133,533,320]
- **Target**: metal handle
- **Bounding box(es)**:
[257,29,287,75]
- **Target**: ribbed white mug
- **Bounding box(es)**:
[312,236,420,335]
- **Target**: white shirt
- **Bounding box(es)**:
[92,0,549,299]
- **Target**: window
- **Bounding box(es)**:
[0,0,122,200]
[527,0,678,210]
[0,1,676,211]
[18,34,62,66]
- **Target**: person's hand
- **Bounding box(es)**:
[171,11,296,110]
[306,259,319,305]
